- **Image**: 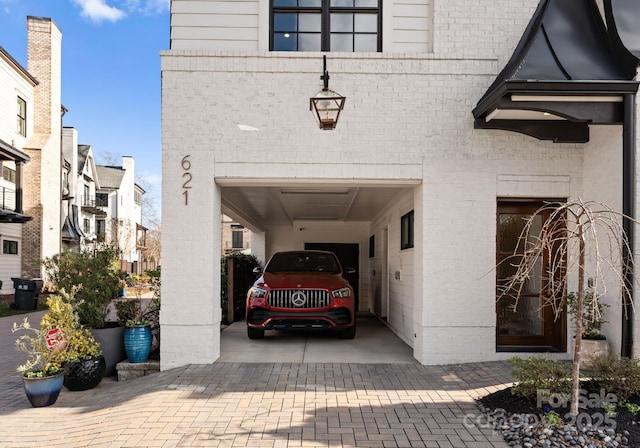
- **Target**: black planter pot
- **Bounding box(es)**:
[63,356,106,391]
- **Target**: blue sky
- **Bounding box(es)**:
[0,0,168,223]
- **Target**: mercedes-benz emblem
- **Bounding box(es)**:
[291,291,307,307]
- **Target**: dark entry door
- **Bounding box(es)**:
[496,201,566,351]
[304,242,360,310]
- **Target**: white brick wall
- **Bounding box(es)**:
[162,0,634,368]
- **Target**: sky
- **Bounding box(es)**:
[0,0,169,224]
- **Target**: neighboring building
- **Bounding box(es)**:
[0,16,62,292]
[61,127,105,251]
[0,47,35,293]
[96,157,146,274]
[21,16,63,279]
[221,215,251,255]
[1,17,151,291]
[161,0,640,370]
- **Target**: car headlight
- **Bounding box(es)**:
[248,287,267,299]
[332,287,351,298]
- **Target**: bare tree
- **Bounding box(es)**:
[498,199,637,416]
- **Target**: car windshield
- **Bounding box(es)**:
[265,252,341,274]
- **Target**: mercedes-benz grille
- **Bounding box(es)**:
[267,289,331,309]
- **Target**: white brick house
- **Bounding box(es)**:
[161,0,640,369]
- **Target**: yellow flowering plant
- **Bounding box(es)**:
[13,289,102,377]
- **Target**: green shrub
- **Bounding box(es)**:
[510,356,571,402]
[42,247,121,329]
[589,354,640,401]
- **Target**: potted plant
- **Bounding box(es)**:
[115,281,155,363]
[42,246,124,376]
[52,289,106,391]
[566,287,610,367]
[12,295,74,407]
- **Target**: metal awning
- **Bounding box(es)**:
[472,0,639,143]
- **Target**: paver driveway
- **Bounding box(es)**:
[0,312,514,447]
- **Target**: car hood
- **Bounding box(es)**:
[258,272,350,290]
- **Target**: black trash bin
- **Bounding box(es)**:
[11,278,43,311]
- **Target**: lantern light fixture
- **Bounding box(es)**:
[310,55,346,130]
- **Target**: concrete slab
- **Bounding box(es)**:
[219,312,416,364]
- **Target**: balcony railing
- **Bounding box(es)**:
[0,187,16,211]
[80,196,107,216]
[82,196,108,208]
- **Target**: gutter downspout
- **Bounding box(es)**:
[622,92,635,358]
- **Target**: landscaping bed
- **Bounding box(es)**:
[478,382,640,447]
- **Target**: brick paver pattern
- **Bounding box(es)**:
[0,360,514,448]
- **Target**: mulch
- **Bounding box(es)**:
[478,383,640,444]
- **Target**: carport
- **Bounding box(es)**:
[217,178,420,353]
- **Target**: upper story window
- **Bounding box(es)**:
[96,192,108,207]
[17,97,26,137]
[134,189,142,205]
[3,166,16,183]
[271,0,380,52]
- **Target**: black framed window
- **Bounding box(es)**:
[96,219,106,235]
[271,0,381,52]
[369,235,375,258]
[401,210,414,250]
[96,193,108,207]
[3,240,18,255]
[17,97,26,136]
[3,166,16,183]
[232,230,243,249]
[83,218,90,234]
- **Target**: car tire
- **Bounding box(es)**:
[338,323,356,340]
[247,326,265,339]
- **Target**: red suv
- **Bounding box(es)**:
[246,250,356,339]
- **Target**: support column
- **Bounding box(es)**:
[622,92,635,358]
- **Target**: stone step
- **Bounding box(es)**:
[116,360,160,381]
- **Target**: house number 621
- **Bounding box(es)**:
[182,155,192,205]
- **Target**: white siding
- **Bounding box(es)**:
[0,224,23,293]
[171,0,260,51]
[391,0,432,53]
[0,55,34,151]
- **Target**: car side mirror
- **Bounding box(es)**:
[252,267,263,275]
[344,267,356,275]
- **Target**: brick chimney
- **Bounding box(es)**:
[22,16,63,277]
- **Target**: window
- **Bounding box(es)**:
[400,210,414,250]
[271,0,380,52]
[83,184,90,206]
[232,230,243,249]
[83,218,90,234]
[96,193,108,207]
[369,235,375,258]
[17,97,26,136]
[96,219,106,235]
[134,189,142,205]
[3,239,18,254]
[3,166,16,183]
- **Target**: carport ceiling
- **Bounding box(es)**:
[220,185,411,230]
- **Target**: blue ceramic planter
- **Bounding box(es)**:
[22,372,64,407]
[124,325,152,363]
